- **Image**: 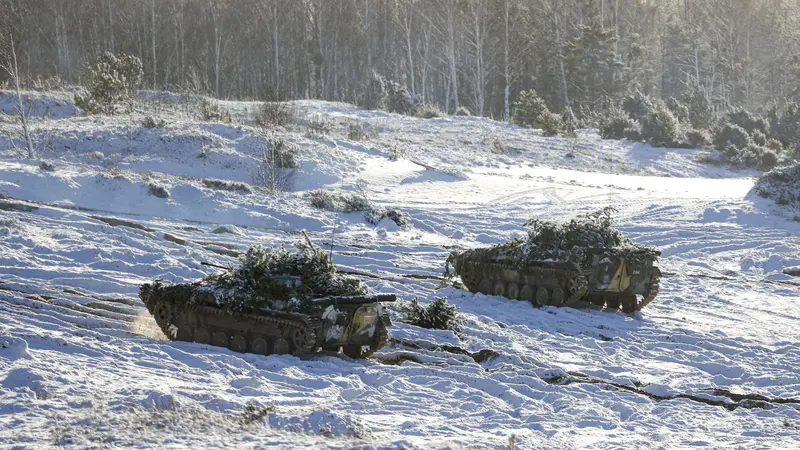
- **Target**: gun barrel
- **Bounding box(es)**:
[201,262,230,270]
[312,294,397,305]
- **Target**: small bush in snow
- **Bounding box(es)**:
[539,111,564,137]
[751,129,768,147]
[491,139,507,154]
[599,108,637,140]
[147,182,170,199]
[360,72,416,115]
[306,115,332,135]
[754,162,800,208]
[665,97,690,124]
[347,121,372,141]
[455,106,471,116]
[560,109,578,138]
[307,190,411,227]
[768,138,784,152]
[201,178,253,194]
[513,90,565,136]
[141,116,166,128]
[361,71,387,110]
[38,160,56,172]
[640,102,683,147]
[768,102,800,149]
[250,138,299,192]
[240,404,276,425]
[255,102,295,128]
[513,89,550,129]
[385,80,416,115]
[387,145,407,161]
[400,297,461,332]
[621,90,653,121]
[684,128,711,148]
[682,88,713,129]
[761,150,779,170]
[384,209,412,227]
[624,121,643,142]
[713,123,752,153]
[726,108,770,136]
[415,104,443,119]
[308,190,372,213]
[199,99,232,123]
[75,52,143,114]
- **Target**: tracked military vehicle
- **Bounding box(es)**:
[140,234,395,358]
[446,208,661,312]
[141,283,393,358]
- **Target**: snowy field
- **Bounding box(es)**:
[1,91,799,449]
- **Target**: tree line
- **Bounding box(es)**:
[2,0,799,121]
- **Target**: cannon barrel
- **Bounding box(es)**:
[312,294,397,305]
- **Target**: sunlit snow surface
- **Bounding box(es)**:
[1,92,798,448]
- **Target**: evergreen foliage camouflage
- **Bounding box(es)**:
[401,297,461,332]
[199,235,367,314]
[518,207,658,266]
[74,52,143,114]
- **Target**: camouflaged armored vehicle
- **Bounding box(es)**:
[446,208,661,313]
[140,235,394,358]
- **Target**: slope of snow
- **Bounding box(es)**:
[1,93,798,449]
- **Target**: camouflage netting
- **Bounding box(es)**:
[140,234,367,315]
[446,207,658,275]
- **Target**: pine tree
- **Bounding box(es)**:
[562,16,623,115]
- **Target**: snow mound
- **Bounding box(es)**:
[0,90,82,119]
[0,333,33,361]
[2,367,49,399]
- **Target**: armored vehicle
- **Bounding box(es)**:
[447,240,660,312]
[141,282,394,358]
[446,208,661,312]
[140,233,395,358]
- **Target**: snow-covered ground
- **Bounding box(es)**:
[1,91,798,449]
